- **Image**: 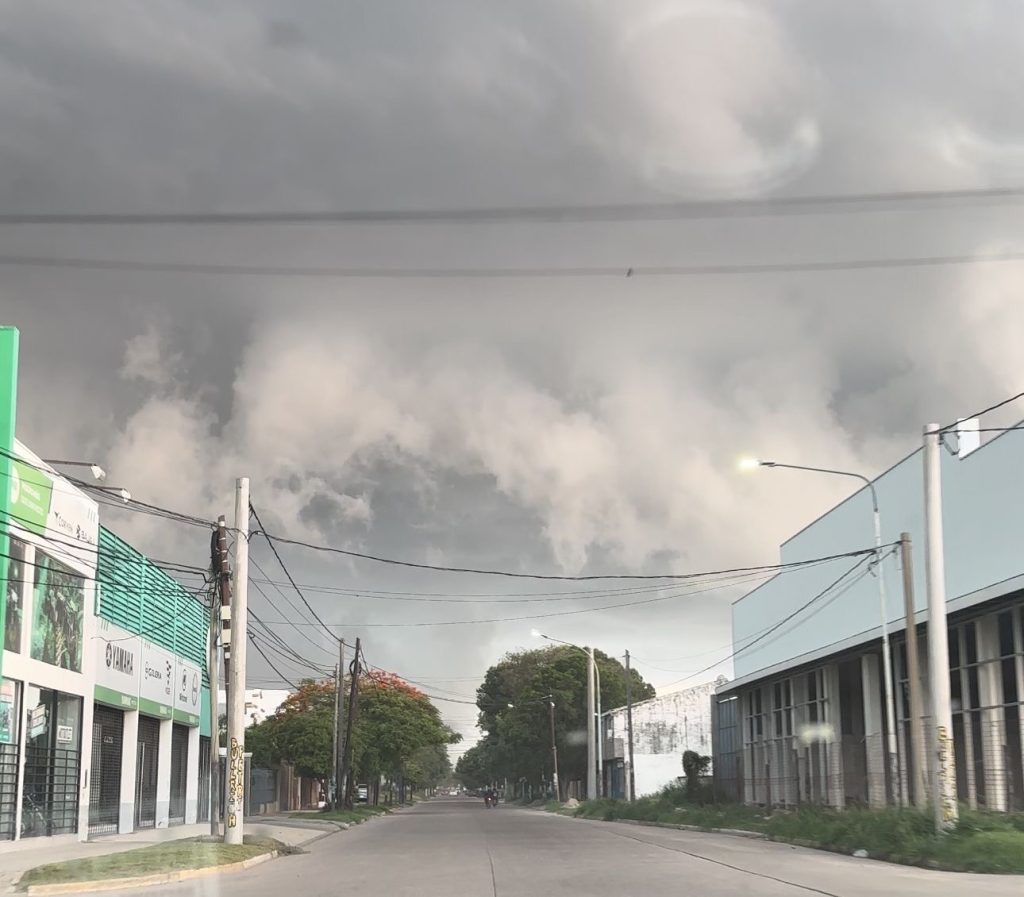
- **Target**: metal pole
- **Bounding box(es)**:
[923,425,958,831]
[595,658,603,798]
[586,647,596,800]
[872,499,901,805]
[900,533,927,808]
[224,478,250,844]
[548,696,560,801]
[214,515,231,828]
[625,650,636,802]
[333,639,345,809]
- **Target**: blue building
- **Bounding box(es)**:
[715,426,1024,813]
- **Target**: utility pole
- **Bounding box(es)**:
[586,647,596,800]
[548,695,560,801]
[224,478,250,845]
[923,426,957,831]
[625,650,636,802]
[214,515,231,831]
[900,533,927,808]
[207,519,227,837]
[333,638,345,809]
[340,637,361,809]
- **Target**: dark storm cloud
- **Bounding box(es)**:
[4,1,1024,735]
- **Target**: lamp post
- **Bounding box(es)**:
[509,695,560,801]
[740,458,900,805]
[533,630,601,799]
[42,459,107,481]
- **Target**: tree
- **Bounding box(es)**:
[682,750,711,799]
[245,671,459,804]
[473,646,655,796]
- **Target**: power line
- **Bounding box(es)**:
[247,632,300,691]
[251,567,797,628]
[4,184,1024,226]
[655,553,876,691]
[7,248,1024,280]
[249,504,337,637]
[245,528,876,581]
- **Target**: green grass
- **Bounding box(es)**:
[18,837,281,890]
[296,805,389,825]
[557,789,1024,874]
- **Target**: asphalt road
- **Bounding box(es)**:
[129,799,1024,897]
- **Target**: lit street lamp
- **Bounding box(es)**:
[532,629,601,800]
[740,458,900,805]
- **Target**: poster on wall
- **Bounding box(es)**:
[94,619,141,710]
[0,678,16,744]
[174,657,203,726]
[139,640,176,719]
[4,537,24,653]
[30,552,85,672]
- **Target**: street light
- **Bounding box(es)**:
[740,457,900,805]
[42,459,107,481]
[92,485,132,503]
[533,630,601,800]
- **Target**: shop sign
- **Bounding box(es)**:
[173,657,203,727]
[140,640,175,719]
[8,460,51,535]
[94,619,141,710]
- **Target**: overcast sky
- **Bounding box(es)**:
[4,1,1024,750]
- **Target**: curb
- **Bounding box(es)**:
[612,818,769,840]
[24,850,278,896]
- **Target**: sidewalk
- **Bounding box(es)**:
[0,818,330,894]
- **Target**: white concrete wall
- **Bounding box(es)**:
[185,726,200,824]
[118,711,139,834]
[155,719,172,828]
[607,682,716,797]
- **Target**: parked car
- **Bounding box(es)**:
[357,784,369,803]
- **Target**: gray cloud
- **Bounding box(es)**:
[4,1,1024,747]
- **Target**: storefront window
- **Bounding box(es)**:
[4,537,25,653]
[22,686,82,837]
[31,551,85,672]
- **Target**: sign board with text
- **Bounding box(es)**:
[139,640,175,720]
[94,619,141,711]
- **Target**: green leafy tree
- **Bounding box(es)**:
[474,646,654,796]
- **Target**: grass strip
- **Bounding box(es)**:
[18,837,281,890]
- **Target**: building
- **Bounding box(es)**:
[243,689,288,726]
[604,680,720,798]
[714,426,1024,813]
[1,440,212,844]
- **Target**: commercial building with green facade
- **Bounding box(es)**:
[2,439,211,844]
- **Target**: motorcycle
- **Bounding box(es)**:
[484,793,497,808]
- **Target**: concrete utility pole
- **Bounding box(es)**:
[211,516,230,834]
[548,696,560,801]
[923,426,957,831]
[900,533,927,808]
[595,656,603,798]
[224,478,250,845]
[625,650,636,802]
[587,647,597,800]
[340,637,361,809]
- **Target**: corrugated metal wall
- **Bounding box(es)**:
[96,526,208,683]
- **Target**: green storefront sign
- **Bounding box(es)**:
[9,459,53,534]
[0,327,19,683]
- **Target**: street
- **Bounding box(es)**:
[124,800,1024,897]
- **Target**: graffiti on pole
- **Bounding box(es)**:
[936,725,957,825]
[227,736,244,830]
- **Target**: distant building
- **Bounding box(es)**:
[244,689,289,726]
[603,680,722,798]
